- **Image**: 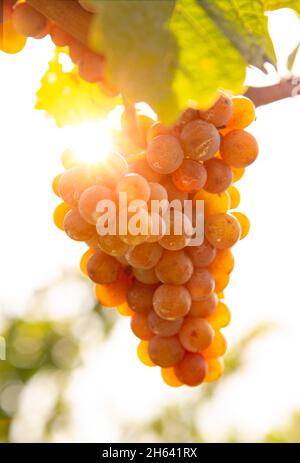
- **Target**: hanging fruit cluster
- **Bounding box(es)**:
[53,93,258,387]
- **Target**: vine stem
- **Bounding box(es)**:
[122,95,142,147]
[245,78,300,107]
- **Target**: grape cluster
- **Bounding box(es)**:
[53,93,258,387]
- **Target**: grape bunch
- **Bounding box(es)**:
[53,93,258,387]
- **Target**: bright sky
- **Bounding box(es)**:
[1,9,300,443]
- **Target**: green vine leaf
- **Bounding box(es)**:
[35,50,121,127]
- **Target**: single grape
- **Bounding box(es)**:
[12,3,48,38]
[174,108,200,132]
[58,167,92,207]
[131,313,153,340]
[186,240,216,268]
[186,268,215,301]
[193,190,230,217]
[226,96,256,130]
[202,330,227,359]
[161,176,188,206]
[80,248,94,276]
[78,185,115,225]
[204,358,224,383]
[174,352,207,386]
[204,158,233,194]
[231,166,245,183]
[147,310,183,337]
[189,293,218,317]
[153,284,191,320]
[50,24,72,47]
[95,274,130,307]
[220,130,259,168]
[155,250,193,285]
[159,210,191,251]
[98,234,129,257]
[133,267,160,285]
[0,19,26,54]
[116,173,150,204]
[146,135,184,174]
[206,302,231,329]
[198,94,233,127]
[87,250,122,284]
[63,209,95,241]
[146,122,170,144]
[205,213,241,249]
[126,242,163,270]
[127,281,157,313]
[53,203,70,231]
[208,248,234,275]
[214,272,230,293]
[148,182,168,215]
[227,185,240,209]
[52,174,63,197]
[148,335,185,367]
[231,212,250,239]
[179,317,214,353]
[137,341,155,367]
[172,159,207,193]
[180,120,220,162]
[161,367,183,387]
[85,233,101,249]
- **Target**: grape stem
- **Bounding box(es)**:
[122,96,142,146]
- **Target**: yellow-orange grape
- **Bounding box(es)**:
[146,122,170,144]
[78,185,115,225]
[133,267,159,285]
[98,234,129,257]
[189,293,218,317]
[186,239,216,268]
[180,120,220,162]
[136,114,156,146]
[95,274,130,307]
[153,284,191,320]
[128,157,162,183]
[155,250,193,285]
[159,210,191,251]
[80,248,94,276]
[0,19,26,53]
[174,353,207,386]
[126,242,163,270]
[50,24,72,47]
[161,367,183,387]
[146,135,184,174]
[206,302,231,329]
[179,317,214,353]
[116,302,135,317]
[198,94,233,127]
[226,96,256,130]
[85,233,101,249]
[204,358,224,383]
[116,173,150,204]
[221,130,259,168]
[204,158,233,194]
[148,335,185,367]
[53,202,70,231]
[58,168,92,207]
[208,248,234,275]
[202,330,227,359]
[228,185,240,209]
[193,190,231,217]
[78,49,105,83]
[231,212,250,239]
[127,281,157,313]
[52,174,62,197]
[137,341,155,367]
[63,209,95,241]
[186,268,215,301]
[147,310,183,337]
[161,176,188,205]
[89,151,128,188]
[87,250,122,284]
[12,3,48,38]
[174,108,200,132]
[214,272,230,293]
[131,313,153,340]
[148,182,168,214]
[171,159,207,193]
[205,213,241,249]
[231,166,245,183]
